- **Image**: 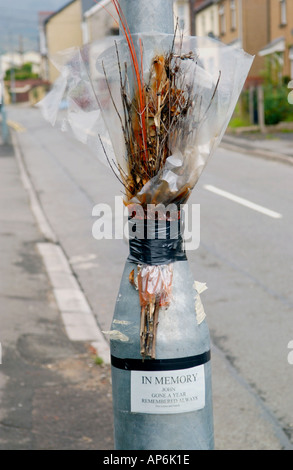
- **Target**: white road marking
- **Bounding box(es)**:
[37,242,110,363]
[12,131,110,363]
[203,184,283,219]
[7,119,26,133]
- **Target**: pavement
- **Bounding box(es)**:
[0,130,114,450]
[221,130,293,166]
[0,119,293,451]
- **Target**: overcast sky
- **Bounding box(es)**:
[0,0,75,52]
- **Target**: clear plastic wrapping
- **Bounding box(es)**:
[39,31,253,358]
[39,34,253,207]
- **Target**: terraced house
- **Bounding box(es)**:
[43,0,192,84]
[193,0,293,84]
[193,0,220,38]
[221,0,271,84]
[259,0,293,81]
[44,0,93,83]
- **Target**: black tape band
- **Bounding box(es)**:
[128,237,187,265]
[111,351,211,371]
[127,217,187,266]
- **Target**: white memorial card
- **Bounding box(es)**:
[131,365,205,414]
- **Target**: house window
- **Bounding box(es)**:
[201,14,206,35]
[230,0,237,31]
[219,4,226,35]
[178,5,185,31]
[211,9,214,30]
[219,5,226,35]
[280,0,287,26]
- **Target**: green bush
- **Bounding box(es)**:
[229,116,252,128]
[228,91,252,128]
[264,84,293,125]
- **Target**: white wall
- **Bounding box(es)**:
[195,4,219,38]
[84,0,118,43]
[173,0,191,35]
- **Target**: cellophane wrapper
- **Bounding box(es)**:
[39,33,254,357]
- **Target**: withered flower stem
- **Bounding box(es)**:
[103,29,221,359]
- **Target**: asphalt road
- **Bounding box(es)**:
[4,104,293,450]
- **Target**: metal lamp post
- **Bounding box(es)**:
[0,53,9,145]
[109,0,214,451]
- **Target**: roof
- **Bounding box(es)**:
[84,0,111,18]
[259,37,286,57]
[44,0,97,24]
[38,11,54,26]
[38,11,54,18]
[194,0,217,14]
[81,0,96,14]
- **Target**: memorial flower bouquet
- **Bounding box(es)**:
[39,0,253,359]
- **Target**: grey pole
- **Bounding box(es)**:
[1,105,9,145]
[0,55,9,145]
[119,0,174,35]
[109,0,214,450]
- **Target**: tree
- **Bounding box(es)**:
[5,62,39,81]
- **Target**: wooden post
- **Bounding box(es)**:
[249,86,254,125]
[257,85,266,133]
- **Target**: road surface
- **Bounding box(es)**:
[3,104,293,450]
